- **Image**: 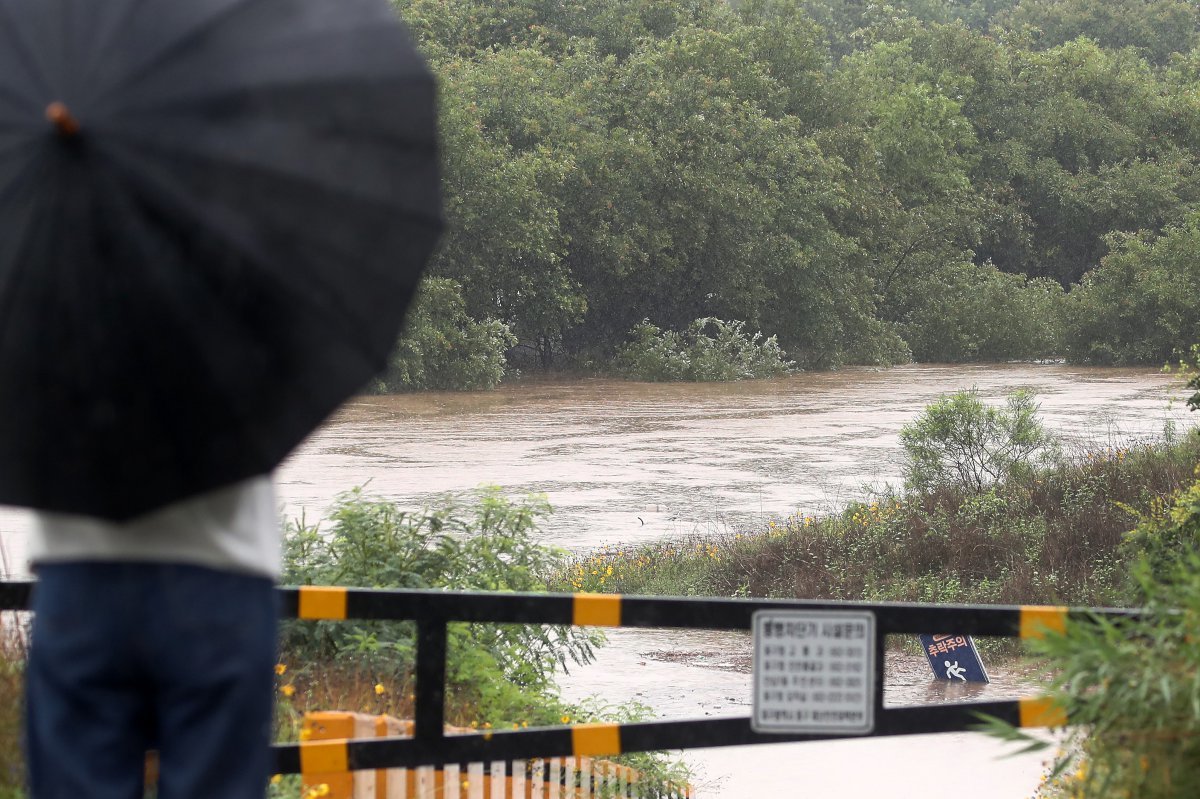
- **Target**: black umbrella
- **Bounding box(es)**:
[0,0,442,520]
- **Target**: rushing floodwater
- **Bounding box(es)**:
[1,364,1194,797]
[274,363,1193,550]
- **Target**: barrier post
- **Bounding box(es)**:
[303,712,378,799]
[372,714,412,799]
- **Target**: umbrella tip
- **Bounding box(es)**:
[45,102,80,137]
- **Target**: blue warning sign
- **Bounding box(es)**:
[919,634,989,683]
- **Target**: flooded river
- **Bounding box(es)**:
[275,363,1192,550]
[1,364,1194,797]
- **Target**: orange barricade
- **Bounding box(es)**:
[301,713,692,799]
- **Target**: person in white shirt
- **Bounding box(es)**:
[23,476,280,799]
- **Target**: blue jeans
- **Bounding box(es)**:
[25,563,278,799]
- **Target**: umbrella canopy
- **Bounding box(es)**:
[0,0,442,520]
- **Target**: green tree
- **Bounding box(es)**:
[377,277,516,392]
[978,41,1200,284]
[1000,0,1200,65]
[900,388,1060,492]
[423,49,587,363]
[889,261,1064,362]
[1063,217,1200,365]
[389,0,1200,378]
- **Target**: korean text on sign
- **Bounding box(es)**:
[752,609,876,734]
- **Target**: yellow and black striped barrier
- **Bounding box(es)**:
[0,580,1136,775]
[300,711,694,798]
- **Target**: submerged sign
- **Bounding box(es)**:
[919,634,990,683]
[752,609,875,734]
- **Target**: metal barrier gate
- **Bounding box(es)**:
[0,581,1138,778]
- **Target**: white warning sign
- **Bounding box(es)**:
[752,609,875,734]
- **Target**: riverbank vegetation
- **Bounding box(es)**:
[614,317,795,381]
[1001,465,1200,799]
[558,401,1200,610]
[279,488,599,727]
[276,488,690,793]
[380,0,1200,386]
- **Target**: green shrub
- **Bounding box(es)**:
[614,317,795,381]
[899,388,1061,492]
[1119,465,1200,601]
[892,262,1065,362]
[376,277,516,392]
[1063,219,1200,365]
[561,434,1200,610]
[280,487,600,725]
[994,473,1200,798]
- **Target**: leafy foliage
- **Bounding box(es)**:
[1000,0,1200,65]
[1064,220,1200,365]
[614,317,795,381]
[0,626,24,798]
[376,0,1200,377]
[1182,343,1200,412]
[376,277,516,392]
[888,262,1065,362]
[1119,465,1200,598]
[280,487,600,723]
[899,388,1061,491]
[998,482,1200,798]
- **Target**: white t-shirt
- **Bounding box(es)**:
[27,475,281,580]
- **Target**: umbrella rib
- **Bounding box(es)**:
[0,1,51,100]
[91,158,280,469]
[78,0,156,89]
[0,156,51,366]
[95,141,363,331]
[98,138,431,366]
[0,87,36,119]
[0,136,35,161]
[104,124,441,218]
[0,148,41,219]
[88,0,259,109]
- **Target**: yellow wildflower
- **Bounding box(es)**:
[274,663,287,676]
[374,683,386,696]
[280,684,295,698]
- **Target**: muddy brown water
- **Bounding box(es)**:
[0,364,1194,797]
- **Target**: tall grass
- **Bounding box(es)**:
[0,527,26,797]
[559,432,1200,609]
[0,614,27,798]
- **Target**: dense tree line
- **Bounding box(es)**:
[380,0,1200,387]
